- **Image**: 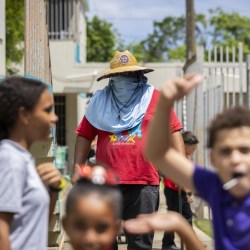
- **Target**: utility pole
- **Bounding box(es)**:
[183,0,205,222]
[185,0,196,62]
[24,0,51,83]
[0,0,6,77]
[24,0,60,247]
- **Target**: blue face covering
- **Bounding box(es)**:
[85,75,154,133]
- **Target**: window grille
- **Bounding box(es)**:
[46,0,76,40]
[54,95,66,145]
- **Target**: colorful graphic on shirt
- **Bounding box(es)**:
[109,123,142,144]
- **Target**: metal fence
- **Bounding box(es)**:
[190,44,247,167]
[176,43,249,219]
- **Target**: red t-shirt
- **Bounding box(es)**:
[76,89,182,185]
[164,178,179,191]
[164,155,189,191]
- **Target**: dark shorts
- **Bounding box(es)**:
[119,184,160,250]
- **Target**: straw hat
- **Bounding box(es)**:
[97,50,154,81]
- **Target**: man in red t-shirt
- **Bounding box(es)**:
[72,50,184,250]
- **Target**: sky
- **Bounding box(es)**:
[86,0,250,45]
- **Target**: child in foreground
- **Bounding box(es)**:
[62,165,122,250]
[0,76,62,250]
[145,74,250,250]
[64,164,205,250]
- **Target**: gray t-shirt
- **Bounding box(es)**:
[0,140,50,250]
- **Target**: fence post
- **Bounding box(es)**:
[183,46,204,160]
[247,55,250,107]
[183,46,206,219]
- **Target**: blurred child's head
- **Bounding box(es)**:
[0,76,58,145]
[182,131,199,157]
[63,165,122,250]
[207,106,250,198]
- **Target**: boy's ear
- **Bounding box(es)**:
[210,150,215,166]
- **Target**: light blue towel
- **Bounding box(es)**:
[85,75,154,133]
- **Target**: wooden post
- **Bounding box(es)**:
[24,0,51,83]
[183,0,206,221]
[24,0,60,247]
[185,0,196,61]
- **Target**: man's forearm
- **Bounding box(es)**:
[72,136,92,183]
[74,136,92,165]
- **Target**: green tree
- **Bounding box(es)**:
[132,14,207,62]
[127,41,146,62]
[131,9,250,62]
[168,45,186,61]
[87,16,124,62]
[143,16,186,62]
[209,8,250,60]
[6,0,25,74]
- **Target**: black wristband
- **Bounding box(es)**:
[49,186,61,193]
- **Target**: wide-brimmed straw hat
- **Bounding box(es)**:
[97,50,154,81]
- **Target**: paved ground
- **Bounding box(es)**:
[51,186,214,250]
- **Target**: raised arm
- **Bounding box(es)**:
[124,212,205,250]
[145,75,202,191]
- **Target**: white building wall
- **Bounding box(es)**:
[78,1,87,63]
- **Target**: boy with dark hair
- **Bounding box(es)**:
[182,131,199,144]
[145,74,250,250]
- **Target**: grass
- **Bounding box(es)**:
[193,219,213,238]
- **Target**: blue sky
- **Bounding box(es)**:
[87,0,250,45]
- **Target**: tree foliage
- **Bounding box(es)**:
[134,14,207,62]
[6,0,25,74]
[129,9,250,62]
[142,16,186,62]
[5,4,250,66]
[209,8,250,60]
[87,16,123,62]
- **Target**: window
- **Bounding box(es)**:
[54,95,66,145]
[47,0,75,40]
